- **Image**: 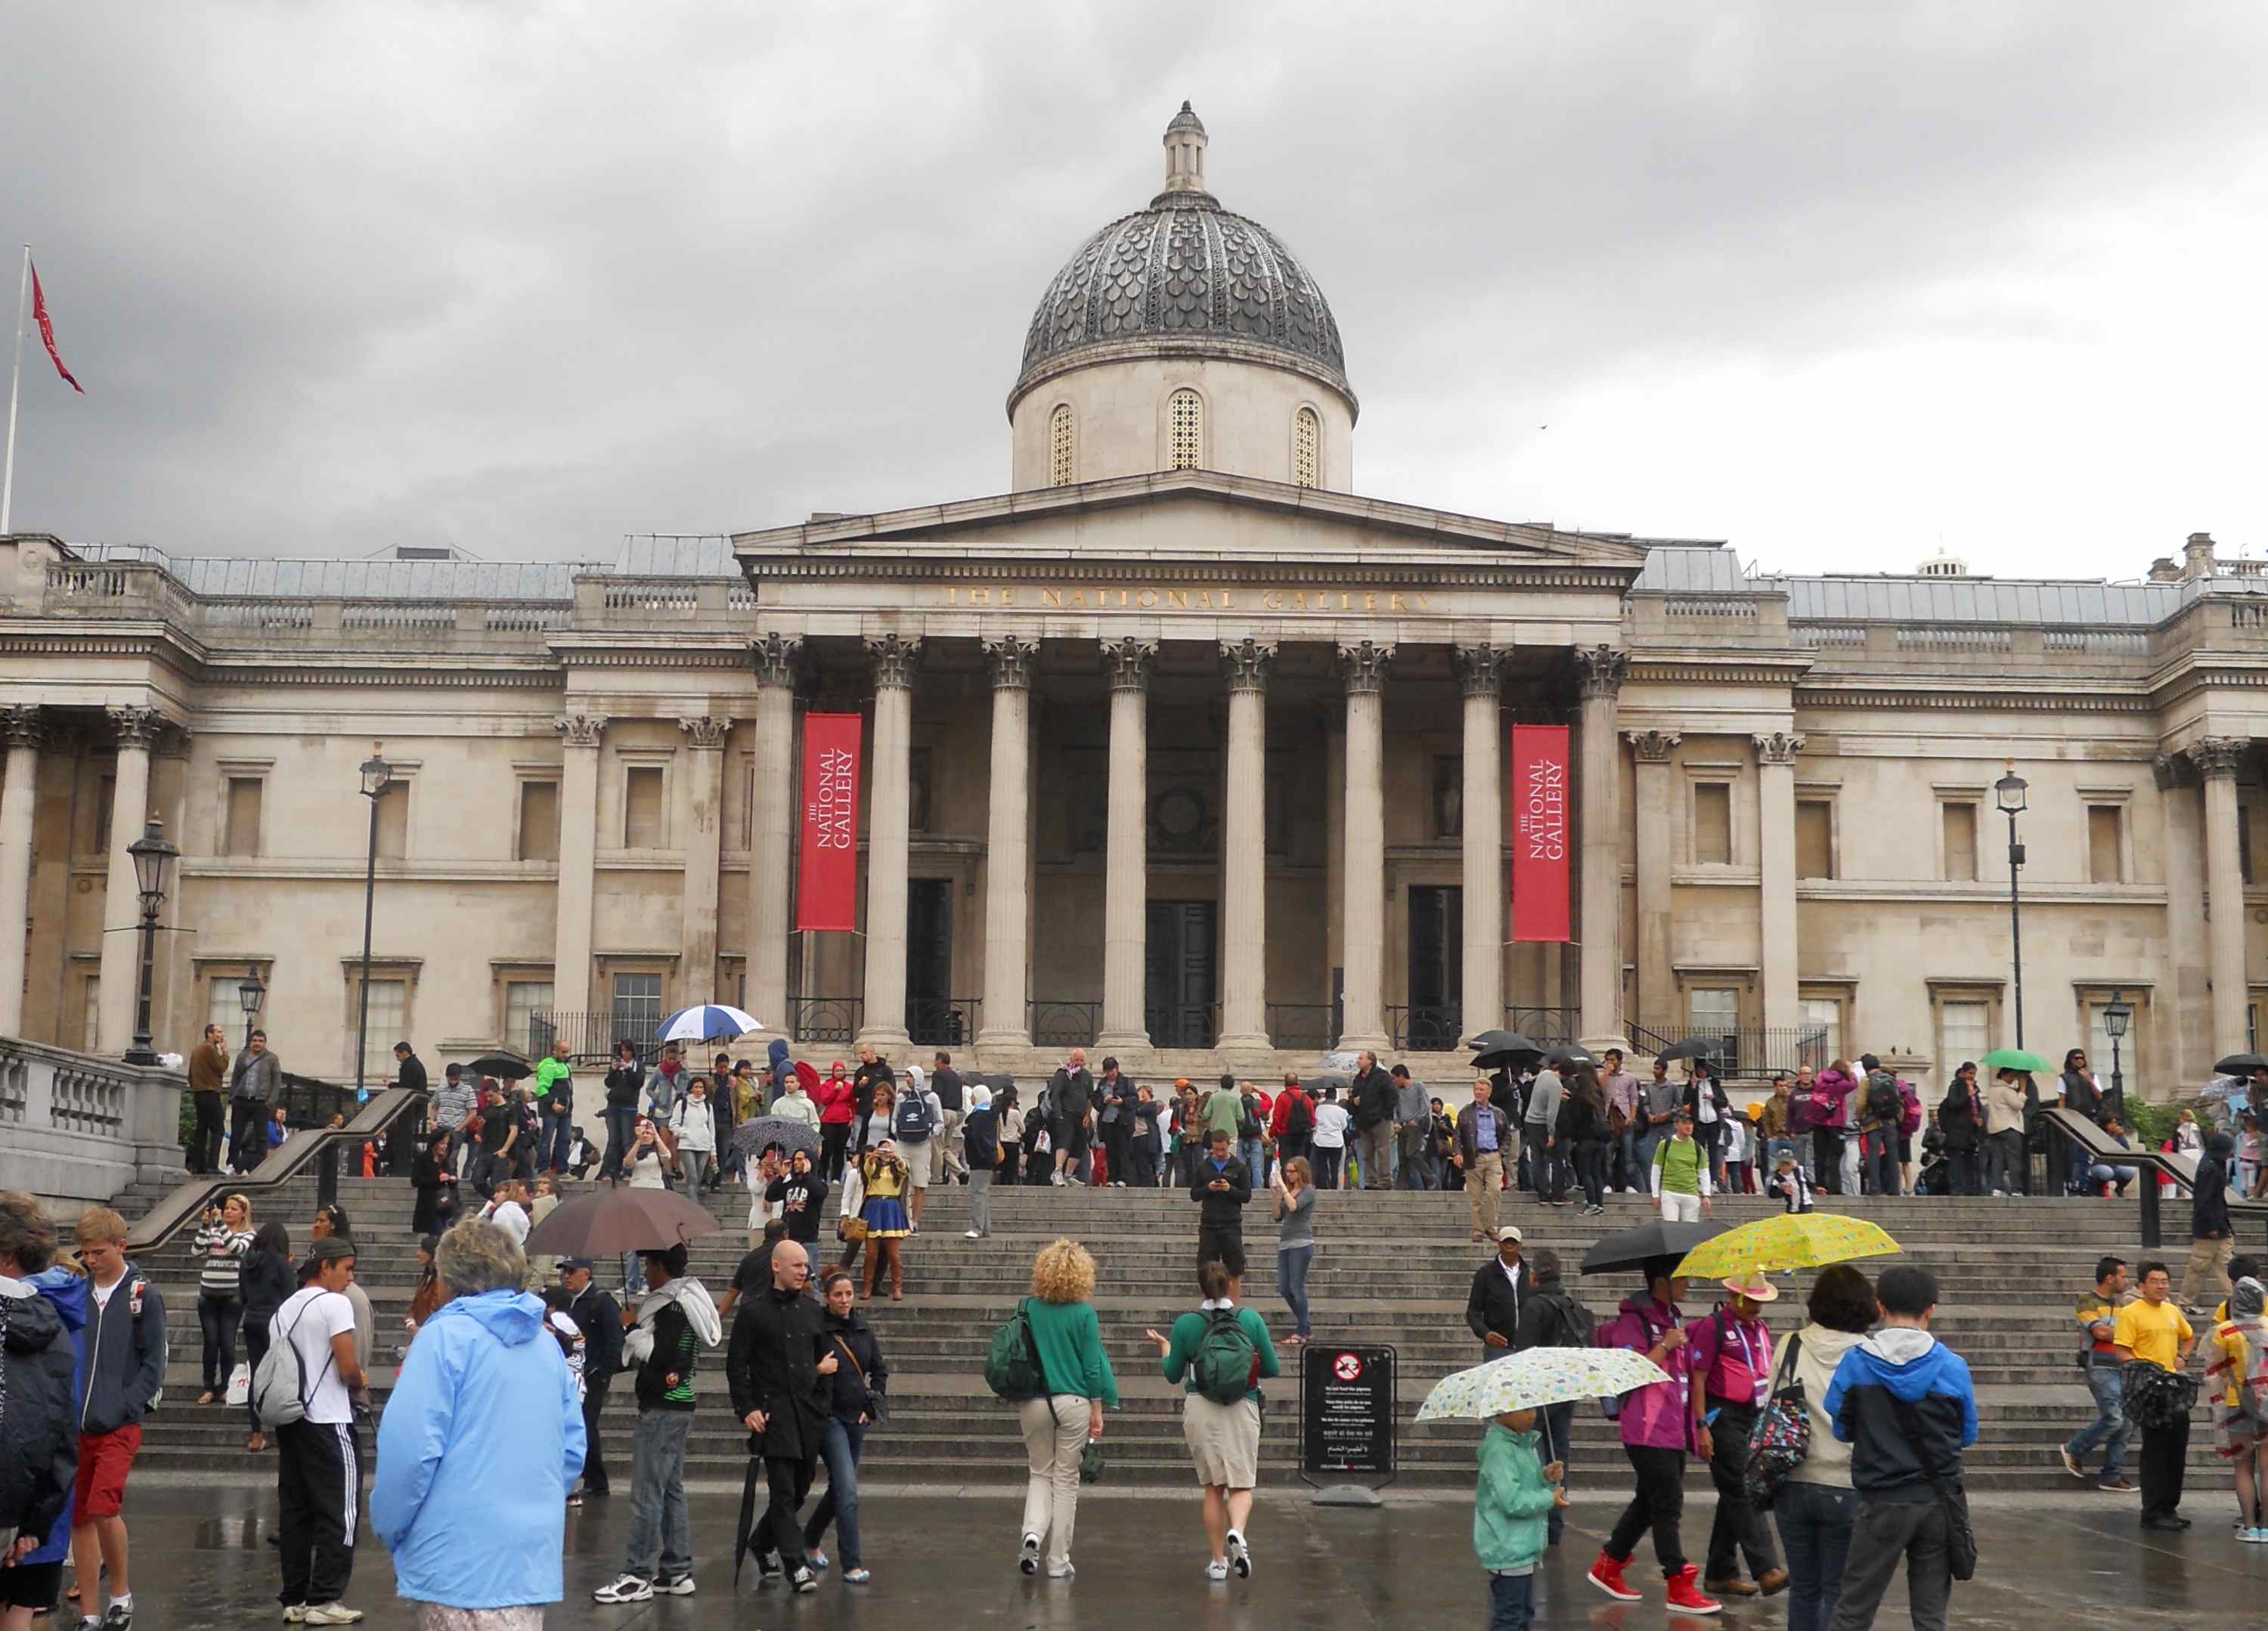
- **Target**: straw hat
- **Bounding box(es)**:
[1722,1273,1780,1303]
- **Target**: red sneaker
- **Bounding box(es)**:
[1665,1565,1723,1615]
[1586,1552,1642,1602]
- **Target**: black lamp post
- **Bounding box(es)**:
[2103,991,2131,1124]
[1995,767,2029,1047]
[239,963,266,1050]
[355,750,395,1096]
[122,818,178,1066]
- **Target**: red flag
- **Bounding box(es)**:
[29,261,83,394]
[795,713,863,932]
[1509,724,1571,942]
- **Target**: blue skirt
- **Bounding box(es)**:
[862,1198,909,1239]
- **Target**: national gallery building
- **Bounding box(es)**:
[5,106,2266,1099]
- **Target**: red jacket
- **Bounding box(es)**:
[816,1078,857,1127]
[1270,1087,1314,1140]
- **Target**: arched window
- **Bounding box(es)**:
[1049,404,1075,485]
[1293,407,1321,488]
[1168,389,1202,470]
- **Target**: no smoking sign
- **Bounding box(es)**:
[1332,1351,1363,1381]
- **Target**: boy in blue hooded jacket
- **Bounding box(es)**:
[1473,1406,1567,1630]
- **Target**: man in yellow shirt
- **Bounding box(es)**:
[2113,1262,2196,1530]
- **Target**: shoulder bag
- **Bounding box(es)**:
[1883,1392,1976,1581]
[1742,1332,1810,1509]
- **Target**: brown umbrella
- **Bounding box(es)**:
[522,1186,718,1257]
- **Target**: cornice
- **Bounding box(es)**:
[551,647,748,671]
[1630,658,1810,686]
[1796,683,2155,714]
[203,664,567,691]
[740,553,1635,592]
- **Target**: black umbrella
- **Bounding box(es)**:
[730,1114,822,1161]
[1579,1217,1729,1276]
[522,1186,719,1257]
[2214,1053,2268,1077]
[1469,1030,1545,1072]
[1550,1046,1599,1071]
[1306,1074,1353,1099]
[1652,1038,1716,1065]
[466,1052,531,1081]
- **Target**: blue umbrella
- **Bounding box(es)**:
[655,1003,761,1044]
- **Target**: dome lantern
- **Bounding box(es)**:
[1159,101,1212,204]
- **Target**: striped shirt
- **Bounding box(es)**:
[194,1221,254,1296]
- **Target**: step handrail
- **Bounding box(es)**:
[124,1087,429,1253]
[2037,1105,2267,1251]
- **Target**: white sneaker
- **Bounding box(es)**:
[282,1612,305,1626]
[301,1608,364,1627]
[1204,1560,1229,1583]
[1046,1561,1076,1580]
[1019,1533,1042,1575]
[592,1575,654,1604]
[652,1575,696,1596]
[965,1229,982,1239]
[1226,1527,1252,1578]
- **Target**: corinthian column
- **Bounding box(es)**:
[97,706,163,1053]
[1098,638,1155,1050]
[1337,640,1393,1053]
[2196,736,2251,1057]
[858,635,920,1052]
[1755,731,1805,1049]
[1456,646,1506,1046]
[553,713,608,1015]
[1572,646,1628,1044]
[1627,729,1681,1023]
[0,706,45,1036]
[747,635,801,1037]
[678,715,730,1000]
[1218,639,1275,1050]
[978,637,1038,1050]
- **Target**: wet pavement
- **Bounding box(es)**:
[67,1483,2268,1627]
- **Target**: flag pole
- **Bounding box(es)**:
[1,244,29,535]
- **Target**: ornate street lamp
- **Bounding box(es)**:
[122,818,178,1065]
[2103,991,2132,1123]
[1995,767,2029,1047]
[355,749,395,1096]
[239,963,267,1050]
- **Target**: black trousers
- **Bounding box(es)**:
[230,1097,268,1173]
[2140,1412,2189,1521]
[191,1092,225,1173]
[198,1291,242,1394]
[1197,1223,1246,1278]
[1606,1444,1688,1577]
[581,1375,612,1493]
[1811,1128,1842,1193]
[1102,1119,1132,1183]
[751,1454,817,1574]
[1703,1401,1779,1580]
[1529,1135,1566,1202]
[276,1419,359,1608]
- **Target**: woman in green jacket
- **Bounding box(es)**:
[1016,1239,1117,1580]
[1474,1406,1566,1630]
[1145,1260,1281,1582]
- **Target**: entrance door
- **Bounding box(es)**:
[905,879,957,1044]
[1145,901,1217,1049]
[1406,885,1463,1050]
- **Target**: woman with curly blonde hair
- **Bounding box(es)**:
[1012,1239,1119,1581]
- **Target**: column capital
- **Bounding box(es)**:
[1452,643,1507,699]
[105,705,166,750]
[984,634,1040,690]
[1572,643,1628,701]
[1101,637,1157,693]
[556,712,609,749]
[2192,736,2249,780]
[750,633,804,688]
[1626,728,1681,763]
[1220,637,1276,694]
[2152,752,2198,792]
[1752,730,1805,766]
[1334,638,1394,696]
[678,715,732,749]
[866,634,923,691]
[0,705,47,750]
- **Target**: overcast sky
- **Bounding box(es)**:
[2,2,2263,580]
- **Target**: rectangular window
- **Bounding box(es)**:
[2087,805,2124,884]
[1941,802,1978,882]
[224,777,264,858]
[506,980,556,1057]
[517,781,560,862]
[1795,800,1833,879]
[82,974,101,1051]
[208,976,249,1042]
[611,972,663,1039]
[1692,783,1732,865]
[373,783,409,860]
[1940,1000,1991,1074]
[1431,755,1464,839]
[352,978,407,1079]
[1801,996,1843,1067]
[1690,986,1739,1037]
[2087,1003,2143,1102]
[624,767,666,849]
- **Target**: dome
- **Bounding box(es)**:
[1011,104,1352,414]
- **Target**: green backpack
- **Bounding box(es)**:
[1191,1307,1259,1405]
[984,1298,1049,1400]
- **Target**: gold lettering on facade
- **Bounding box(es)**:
[971,588,990,606]
[937,584,1436,615]
[1389,593,1405,612]
[1263,591,1284,610]
[1167,589,1188,609]
[1363,591,1377,611]
[1138,589,1159,609]
[1043,589,1062,607]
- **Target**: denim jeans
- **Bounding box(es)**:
[1771,1479,1859,1631]
[804,1417,866,1570]
[1487,1570,1534,1631]
[1238,1138,1266,1186]
[541,1110,574,1173]
[1576,1140,1609,1207]
[624,1409,694,1581]
[600,1105,637,1180]
[199,1291,243,1394]
[2066,1360,2128,1478]
[1278,1242,1314,1338]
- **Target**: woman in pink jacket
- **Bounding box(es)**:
[1586,1258,1721,1614]
[1811,1062,1862,1195]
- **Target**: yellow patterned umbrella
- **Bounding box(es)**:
[1674,1212,1900,1280]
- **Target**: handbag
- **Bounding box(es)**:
[2120,1359,2198,1431]
[1743,1333,1811,1510]
[1884,1393,1976,1581]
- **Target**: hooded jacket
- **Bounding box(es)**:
[1937,1083,1981,1151]
[372,1290,585,1610]
[2194,1133,2235,1239]
[1823,1326,1978,1502]
[1811,1068,1859,1131]
[0,1272,81,1558]
[766,1038,794,1103]
[77,1262,166,1435]
[1597,1294,1693,1451]
[816,1074,857,1127]
[624,1274,723,1409]
[1473,1423,1558,1574]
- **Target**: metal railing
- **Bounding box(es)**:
[1504,1006,1579,1046]
[792,997,863,1048]
[1623,1021,1831,1078]
[1388,1003,1463,1052]
[907,997,978,1048]
[1266,1003,1337,1051]
[1147,1004,1216,1050]
[1027,1000,1100,1048]
[528,1011,668,1066]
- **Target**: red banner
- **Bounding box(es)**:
[795,713,863,932]
[1509,724,1570,942]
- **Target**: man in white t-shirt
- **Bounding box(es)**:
[270,1237,368,1625]
[1312,1086,1352,1190]
[482,1182,532,1250]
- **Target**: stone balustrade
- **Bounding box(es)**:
[0,1036,187,1209]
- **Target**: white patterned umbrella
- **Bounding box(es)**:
[655,1003,761,1044]
[1415,1348,1672,1422]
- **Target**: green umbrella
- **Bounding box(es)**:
[1978,1048,2048,1074]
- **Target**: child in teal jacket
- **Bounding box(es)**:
[1474,1408,1566,1629]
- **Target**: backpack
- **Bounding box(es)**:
[1535,1291,1595,1350]
[892,1093,935,1143]
[984,1298,1049,1400]
[1283,1094,1314,1140]
[2121,1360,2199,1431]
[1864,1071,1901,1128]
[252,1297,337,1430]
[1191,1307,1261,1406]
[1743,1333,1812,1510]
[1238,1098,1263,1142]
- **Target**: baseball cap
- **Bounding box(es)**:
[308,1236,357,1264]
[1495,1225,1524,1245]
[559,1256,595,1271]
